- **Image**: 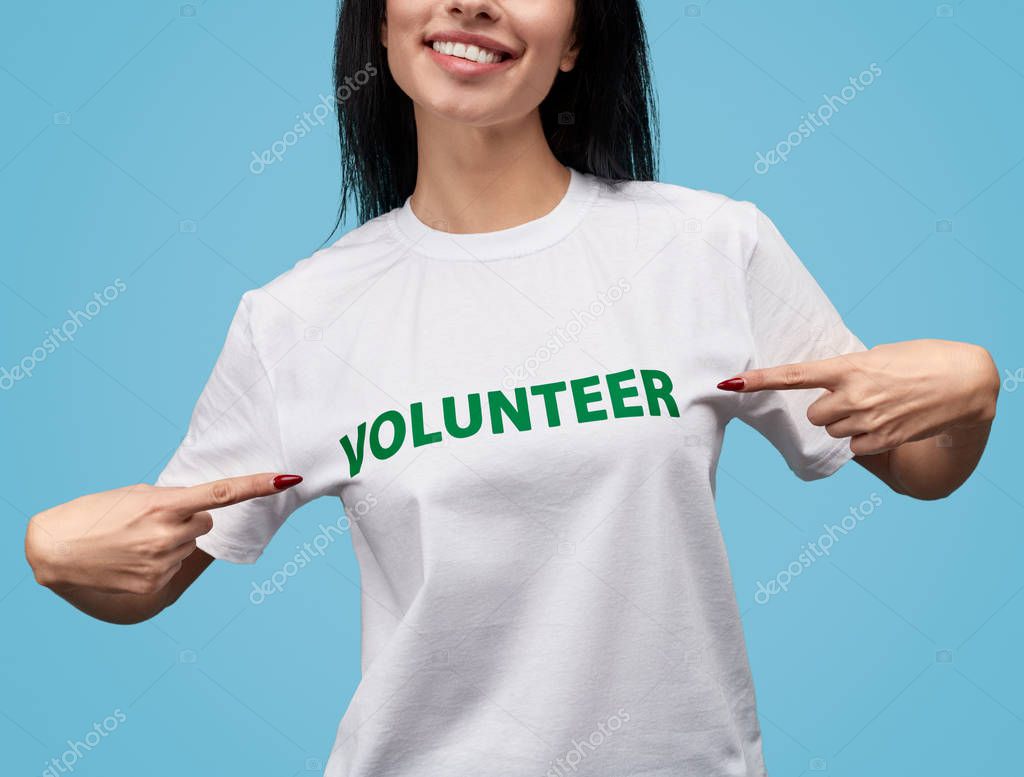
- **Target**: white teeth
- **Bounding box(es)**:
[431,40,504,64]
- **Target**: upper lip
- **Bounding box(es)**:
[424,30,520,59]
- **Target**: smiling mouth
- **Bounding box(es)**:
[427,39,512,64]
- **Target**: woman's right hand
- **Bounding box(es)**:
[25,473,299,596]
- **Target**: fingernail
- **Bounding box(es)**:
[716,377,745,391]
[273,474,303,490]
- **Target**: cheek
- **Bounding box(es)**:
[518,2,575,65]
[532,30,570,73]
[382,1,426,81]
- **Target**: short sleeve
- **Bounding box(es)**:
[735,207,870,481]
[155,293,304,562]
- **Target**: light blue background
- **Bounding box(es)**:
[2,1,1022,775]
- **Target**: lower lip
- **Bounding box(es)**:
[425,45,516,76]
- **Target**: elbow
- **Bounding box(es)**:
[65,595,169,626]
[903,478,965,502]
[100,610,164,626]
[884,467,964,501]
[910,487,957,502]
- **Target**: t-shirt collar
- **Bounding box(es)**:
[388,166,599,261]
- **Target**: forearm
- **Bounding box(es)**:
[25,474,276,625]
[857,420,993,500]
[32,547,214,625]
[50,583,174,625]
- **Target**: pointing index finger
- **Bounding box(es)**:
[718,356,846,392]
[170,473,302,516]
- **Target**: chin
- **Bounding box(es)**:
[419,90,513,128]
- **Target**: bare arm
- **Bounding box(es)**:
[25,473,301,624]
[719,339,1000,500]
[44,548,214,625]
[853,419,993,500]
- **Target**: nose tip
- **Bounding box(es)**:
[447,0,499,22]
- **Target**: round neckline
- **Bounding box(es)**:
[387,166,601,261]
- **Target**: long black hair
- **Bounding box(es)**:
[330,0,659,231]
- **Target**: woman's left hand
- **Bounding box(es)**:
[718,338,1000,456]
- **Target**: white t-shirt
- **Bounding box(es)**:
[157,167,866,776]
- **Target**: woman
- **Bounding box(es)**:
[25,1,999,774]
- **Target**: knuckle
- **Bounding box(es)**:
[783,366,804,387]
[209,482,235,505]
[134,533,159,555]
[137,494,168,519]
[156,526,180,550]
[140,527,176,555]
[846,389,867,409]
[141,542,161,559]
[866,408,888,429]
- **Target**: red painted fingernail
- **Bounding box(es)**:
[717,377,745,391]
[273,474,303,490]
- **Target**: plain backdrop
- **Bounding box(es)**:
[1,1,1022,775]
